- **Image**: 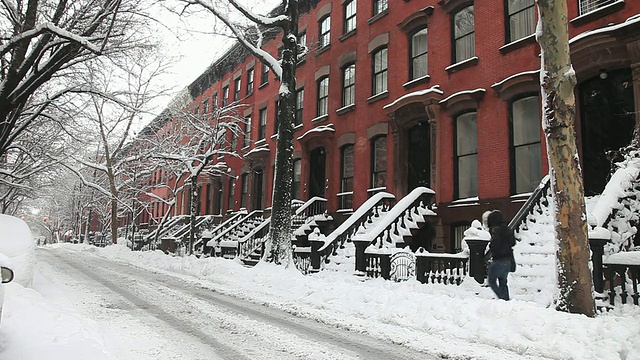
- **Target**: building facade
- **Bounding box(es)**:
[138,0,640,252]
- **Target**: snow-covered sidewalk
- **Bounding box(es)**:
[2,243,640,359]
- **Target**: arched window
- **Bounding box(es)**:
[372,47,388,95]
[453,5,474,63]
[342,64,356,107]
[510,95,541,194]
[454,111,478,199]
[410,28,428,80]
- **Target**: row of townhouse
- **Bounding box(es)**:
[132,0,640,253]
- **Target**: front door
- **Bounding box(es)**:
[580,69,635,195]
[253,168,263,210]
[309,147,326,198]
[407,122,430,191]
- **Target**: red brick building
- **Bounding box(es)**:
[138,0,640,252]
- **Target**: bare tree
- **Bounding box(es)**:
[176,0,302,265]
[150,102,244,255]
[536,0,595,316]
[0,0,157,159]
[64,50,170,244]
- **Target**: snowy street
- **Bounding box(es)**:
[2,243,640,360]
[20,247,434,360]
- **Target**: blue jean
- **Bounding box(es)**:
[489,258,511,300]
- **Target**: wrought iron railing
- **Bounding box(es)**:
[508,175,551,233]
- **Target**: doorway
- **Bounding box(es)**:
[579,69,635,195]
[309,147,326,198]
[407,122,431,191]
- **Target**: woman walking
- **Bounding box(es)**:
[487,210,516,300]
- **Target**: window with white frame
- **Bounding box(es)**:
[453,5,475,63]
[511,95,542,194]
[261,63,269,85]
[454,111,478,199]
[579,0,616,16]
[295,88,304,126]
[234,77,241,101]
[222,85,229,106]
[507,0,535,43]
[372,47,388,95]
[243,115,251,148]
[411,27,428,80]
[246,68,254,95]
[258,108,267,140]
[344,0,356,34]
[342,63,355,107]
[319,16,331,48]
[317,76,329,116]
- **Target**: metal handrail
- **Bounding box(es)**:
[508,175,551,232]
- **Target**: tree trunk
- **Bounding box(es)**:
[537,0,595,316]
[189,176,198,256]
[265,0,299,266]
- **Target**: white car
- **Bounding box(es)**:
[0,214,35,287]
[0,252,15,322]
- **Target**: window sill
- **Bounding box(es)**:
[445,56,479,74]
[403,75,431,89]
[296,57,306,67]
[447,196,480,208]
[367,90,389,104]
[570,0,625,27]
[339,29,357,42]
[368,8,389,25]
[255,139,266,144]
[259,82,269,89]
[311,114,329,123]
[270,133,278,139]
[510,192,532,203]
[316,44,331,56]
[294,123,303,131]
[499,34,536,54]
[336,208,354,214]
[336,104,355,115]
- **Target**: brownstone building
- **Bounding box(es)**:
[138,0,640,253]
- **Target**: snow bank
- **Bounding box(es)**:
[0,214,36,286]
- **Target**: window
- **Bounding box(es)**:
[342,64,355,107]
[454,112,478,199]
[243,116,251,148]
[240,173,249,209]
[511,95,542,194]
[295,88,304,126]
[371,136,387,188]
[579,0,615,15]
[222,85,229,106]
[410,28,428,80]
[344,0,356,34]
[319,16,331,48]
[212,93,218,109]
[234,77,242,101]
[202,100,209,115]
[317,77,329,116]
[340,145,354,209]
[258,108,267,140]
[453,6,475,63]
[274,100,280,134]
[373,0,388,16]
[261,63,269,85]
[298,32,307,57]
[213,179,222,215]
[292,159,301,199]
[507,0,535,43]
[372,47,388,95]
[246,68,254,95]
[451,223,471,253]
[227,179,235,212]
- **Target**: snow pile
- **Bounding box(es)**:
[0,214,36,286]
